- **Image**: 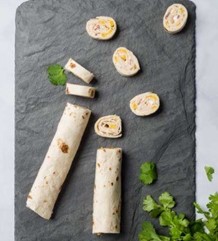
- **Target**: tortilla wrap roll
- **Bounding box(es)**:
[130,92,160,116]
[66,83,96,98]
[112,47,140,76]
[65,58,94,84]
[93,148,122,234]
[26,103,91,220]
[163,4,188,34]
[94,115,122,138]
[86,16,117,40]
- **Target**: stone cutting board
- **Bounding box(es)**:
[15,0,196,240]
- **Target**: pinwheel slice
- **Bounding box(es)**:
[130,92,160,116]
[86,16,117,40]
[112,47,140,76]
[66,83,96,98]
[163,4,188,34]
[94,115,122,138]
[65,58,94,84]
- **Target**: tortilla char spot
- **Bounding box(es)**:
[116,176,119,181]
[66,88,69,94]
[82,115,85,119]
[43,200,47,203]
[57,139,69,153]
[97,163,100,168]
[109,167,112,171]
[111,182,114,186]
[27,195,32,199]
[53,172,56,175]
[70,63,76,68]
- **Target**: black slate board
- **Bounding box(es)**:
[15,0,196,240]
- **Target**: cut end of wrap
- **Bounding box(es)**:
[86,16,117,40]
[112,47,140,76]
[94,115,122,138]
[163,3,188,34]
[26,201,52,220]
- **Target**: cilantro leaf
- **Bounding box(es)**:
[139,221,163,241]
[159,192,175,209]
[204,166,215,182]
[139,162,157,185]
[207,193,218,219]
[189,220,205,235]
[47,64,67,86]
[143,195,162,218]
[194,202,210,218]
[159,210,174,227]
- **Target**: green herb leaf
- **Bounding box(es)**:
[139,162,157,185]
[47,64,67,86]
[139,221,163,241]
[189,220,205,235]
[204,166,215,182]
[143,195,162,218]
[207,193,218,219]
[159,192,175,209]
[194,202,210,218]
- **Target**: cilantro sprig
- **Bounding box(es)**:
[139,192,218,241]
[139,165,218,241]
[47,64,67,86]
[139,162,157,185]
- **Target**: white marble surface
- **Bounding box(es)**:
[0,0,218,240]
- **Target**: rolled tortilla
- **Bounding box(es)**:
[94,115,122,138]
[93,148,122,234]
[65,58,94,84]
[26,103,91,219]
[86,16,117,40]
[163,4,188,34]
[112,47,140,76]
[130,92,160,116]
[66,83,96,98]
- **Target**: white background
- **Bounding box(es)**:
[1,0,218,240]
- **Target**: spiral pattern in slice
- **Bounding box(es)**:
[163,4,188,34]
[94,115,122,138]
[86,16,117,40]
[130,92,160,116]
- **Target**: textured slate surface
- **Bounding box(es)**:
[15,0,196,240]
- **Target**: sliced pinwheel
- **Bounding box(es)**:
[86,16,117,40]
[130,92,160,116]
[163,4,188,34]
[66,83,95,99]
[112,47,140,76]
[65,58,94,84]
[94,115,122,138]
